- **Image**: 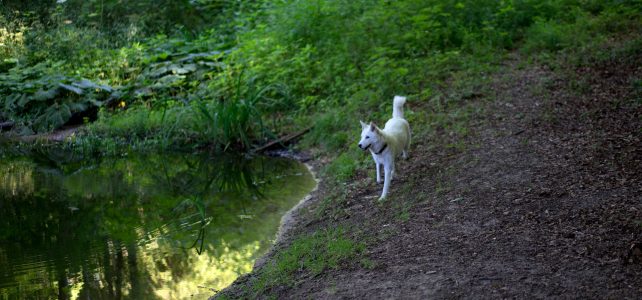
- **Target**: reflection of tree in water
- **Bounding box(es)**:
[0,152,313,299]
[0,164,158,299]
[145,153,267,254]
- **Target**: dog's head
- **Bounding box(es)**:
[358,121,381,151]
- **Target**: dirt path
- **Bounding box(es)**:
[220,51,642,298]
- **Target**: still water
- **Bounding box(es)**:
[0,151,316,299]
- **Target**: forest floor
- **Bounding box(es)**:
[219,47,642,298]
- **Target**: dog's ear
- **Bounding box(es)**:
[360,120,368,129]
[369,122,378,132]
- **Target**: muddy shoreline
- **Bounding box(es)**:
[252,156,322,270]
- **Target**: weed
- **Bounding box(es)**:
[359,258,376,270]
[323,149,362,182]
[396,200,411,222]
[246,227,365,297]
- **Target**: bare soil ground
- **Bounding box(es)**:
[220,49,642,299]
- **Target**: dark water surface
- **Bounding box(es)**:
[0,151,316,299]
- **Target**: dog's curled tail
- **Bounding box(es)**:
[392,95,406,119]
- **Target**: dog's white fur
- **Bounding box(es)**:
[358,96,411,201]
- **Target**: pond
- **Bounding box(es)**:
[0,150,316,299]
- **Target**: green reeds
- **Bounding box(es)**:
[195,69,285,151]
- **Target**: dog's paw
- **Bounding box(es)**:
[377,196,387,202]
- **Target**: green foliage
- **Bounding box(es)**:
[303,112,352,153]
[247,227,365,296]
[523,18,569,53]
[324,149,363,182]
[195,89,267,151]
[0,17,27,61]
[82,72,274,153]
[0,62,112,133]
[1,0,251,37]
[522,2,641,56]
[24,24,111,64]
[1,0,640,154]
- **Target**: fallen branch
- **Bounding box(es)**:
[254,127,312,153]
[0,121,14,131]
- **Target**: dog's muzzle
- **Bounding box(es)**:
[358,143,370,151]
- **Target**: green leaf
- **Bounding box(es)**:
[171,64,198,75]
[155,74,185,86]
[4,94,21,111]
[49,111,64,129]
[16,94,29,108]
[32,88,59,101]
[59,83,84,95]
[68,102,88,113]
[59,103,72,121]
[72,78,113,93]
[85,98,103,107]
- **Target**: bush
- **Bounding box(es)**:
[24,24,111,64]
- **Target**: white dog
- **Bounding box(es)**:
[358,96,411,201]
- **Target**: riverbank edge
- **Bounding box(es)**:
[207,151,329,297]
[251,158,321,270]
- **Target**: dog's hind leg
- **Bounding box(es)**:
[403,139,409,159]
[403,125,411,159]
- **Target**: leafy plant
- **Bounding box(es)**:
[0,62,113,133]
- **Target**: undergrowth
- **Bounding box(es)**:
[2,0,639,155]
[241,227,365,298]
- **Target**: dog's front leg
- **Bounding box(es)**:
[380,162,391,201]
[372,153,382,184]
[375,161,382,183]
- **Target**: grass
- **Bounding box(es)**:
[395,198,412,222]
[231,226,365,298]
[314,185,354,221]
[322,149,365,182]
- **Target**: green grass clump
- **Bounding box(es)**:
[323,148,366,183]
[243,227,365,297]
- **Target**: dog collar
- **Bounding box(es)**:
[374,143,388,155]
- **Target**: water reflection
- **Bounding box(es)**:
[0,152,316,299]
